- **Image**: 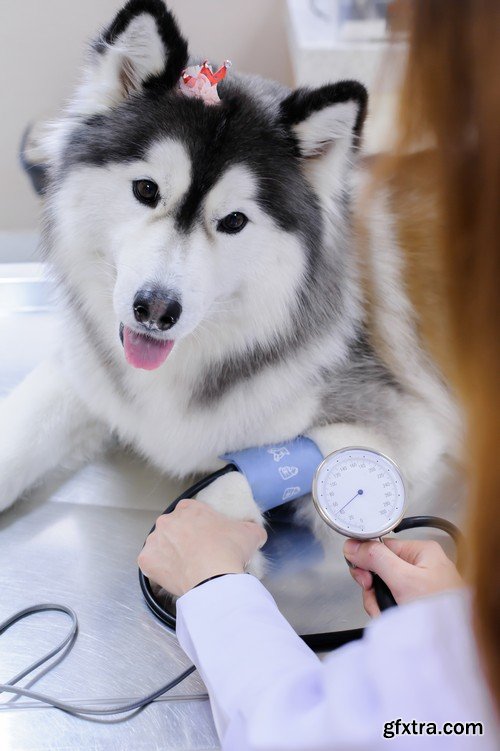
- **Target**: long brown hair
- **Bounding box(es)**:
[381,0,500,706]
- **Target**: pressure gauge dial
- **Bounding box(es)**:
[312,447,407,540]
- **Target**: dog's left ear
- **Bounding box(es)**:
[73,0,188,115]
[280,81,368,197]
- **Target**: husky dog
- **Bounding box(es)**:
[2,0,458,569]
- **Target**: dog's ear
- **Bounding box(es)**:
[280,81,368,198]
[73,0,188,115]
[20,123,50,196]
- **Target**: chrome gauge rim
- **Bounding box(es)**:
[312,446,408,539]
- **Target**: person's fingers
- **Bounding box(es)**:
[349,566,373,591]
[137,542,160,578]
[362,586,380,618]
[158,503,266,564]
[138,497,268,594]
[344,538,414,584]
[382,537,449,566]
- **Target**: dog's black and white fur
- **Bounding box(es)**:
[2,1,457,571]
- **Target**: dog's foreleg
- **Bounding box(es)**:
[304,400,450,536]
[195,425,399,579]
[306,423,397,463]
[0,359,109,512]
[195,471,267,579]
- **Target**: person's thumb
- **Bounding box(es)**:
[344,538,414,588]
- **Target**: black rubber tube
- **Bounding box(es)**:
[139,465,238,630]
[373,574,398,609]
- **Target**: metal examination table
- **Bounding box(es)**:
[0,265,464,750]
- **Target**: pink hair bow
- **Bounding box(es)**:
[179,59,232,105]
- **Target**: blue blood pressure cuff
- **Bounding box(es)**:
[222,436,323,513]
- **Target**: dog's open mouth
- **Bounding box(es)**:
[119,324,174,371]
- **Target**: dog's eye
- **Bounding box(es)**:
[217,212,248,234]
[132,179,160,207]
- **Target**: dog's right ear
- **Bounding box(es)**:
[73,0,188,116]
[280,81,367,203]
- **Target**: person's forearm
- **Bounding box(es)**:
[176,575,322,737]
[176,574,375,749]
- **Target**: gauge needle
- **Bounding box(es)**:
[335,489,363,516]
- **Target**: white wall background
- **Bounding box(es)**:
[0,0,292,233]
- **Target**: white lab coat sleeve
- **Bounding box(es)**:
[176,577,497,750]
[175,573,380,749]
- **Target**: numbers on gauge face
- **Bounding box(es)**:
[316,450,405,536]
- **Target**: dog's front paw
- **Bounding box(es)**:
[195,470,267,578]
[195,470,262,524]
[245,548,266,579]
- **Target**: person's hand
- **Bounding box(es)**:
[343,538,464,617]
[138,499,267,597]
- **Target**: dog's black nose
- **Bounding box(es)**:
[133,289,182,331]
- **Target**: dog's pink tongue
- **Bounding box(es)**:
[123,326,174,370]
